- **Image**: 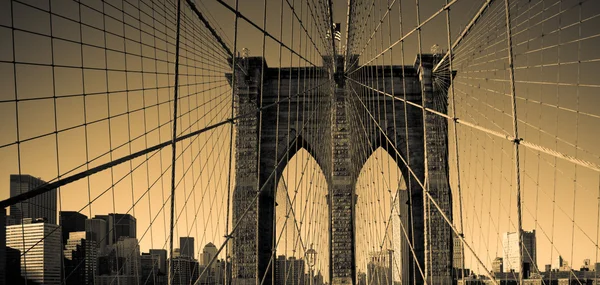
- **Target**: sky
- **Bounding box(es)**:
[1,0,600,282]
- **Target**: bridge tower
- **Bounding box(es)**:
[227,54,454,285]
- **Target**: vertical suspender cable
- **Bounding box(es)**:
[168,0,183,284]
[502,0,523,284]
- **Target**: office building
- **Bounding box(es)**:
[180,237,195,259]
[96,237,140,285]
[201,242,218,266]
[94,213,136,245]
[502,230,536,277]
[391,189,409,285]
[493,257,503,274]
[64,231,98,285]
[149,249,168,274]
[367,250,393,285]
[170,256,200,285]
[9,174,57,224]
[60,211,87,246]
[6,219,62,284]
[275,255,305,285]
[85,218,107,253]
[141,252,166,284]
[6,247,22,283]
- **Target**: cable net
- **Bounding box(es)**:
[1,0,600,285]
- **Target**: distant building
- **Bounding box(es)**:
[93,213,136,245]
[582,259,591,271]
[85,218,107,253]
[6,247,22,284]
[141,252,166,284]
[200,242,218,282]
[392,190,409,285]
[201,242,218,266]
[180,237,195,259]
[275,255,305,285]
[6,220,62,284]
[553,255,564,270]
[10,175,57,224]
[502,230,536,277]
[64,231,97,285]
[357,271,367,285]
[0,209,5,285]
[170,256,200,285]
[149,249,168,274]
[96,237,140,285]
[492,257,503,274]
[60,211,87,246]
[367,250,393,285]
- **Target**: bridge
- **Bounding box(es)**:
[0,0,599,285]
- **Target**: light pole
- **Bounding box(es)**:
[306,245,317,285]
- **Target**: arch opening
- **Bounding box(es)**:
[274,148,330,284]
[355,147,410,285]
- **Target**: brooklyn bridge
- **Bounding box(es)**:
[0,0,599,285]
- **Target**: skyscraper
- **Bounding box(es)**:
[60,211,87,246]
[170,256,200,285]
[141,252,166,285]
[180,237,195,259]
[94,213,136,245]
[9,174,57,224]
[85,218,107,253]
[149,249,168,274]
[502,230,537,276]
[201,242,218,266]
[64,231,98,285]
[6,219,62,284]
[367,250,393,285]
[275,255,305,285]
[392,189,409,285]
[96,237,141,285]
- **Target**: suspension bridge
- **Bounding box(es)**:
[1,0,599,284]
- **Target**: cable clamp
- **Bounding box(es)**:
[512,138,522,144]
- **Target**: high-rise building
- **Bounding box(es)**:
[492,257,503,273]
[64,231,98,285]
[141,252,167,285]
[149,249,168,274]
[367,250,393,285]
[180,237,195,259]
[6,219,62,284]
[96,237,140,285]
[502,230,536,276]
[201,242,218,266]
[200,242,218,282]
[392,189,409,285]
[9,175,57,224]
[94,213,136,245]
[60,211,87,246]
[553,255,564,270]
[170,256,200,285]
[275,255,305,285]
[85,218,107,253]
[0,209,5,285]
[6,247,22,284]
